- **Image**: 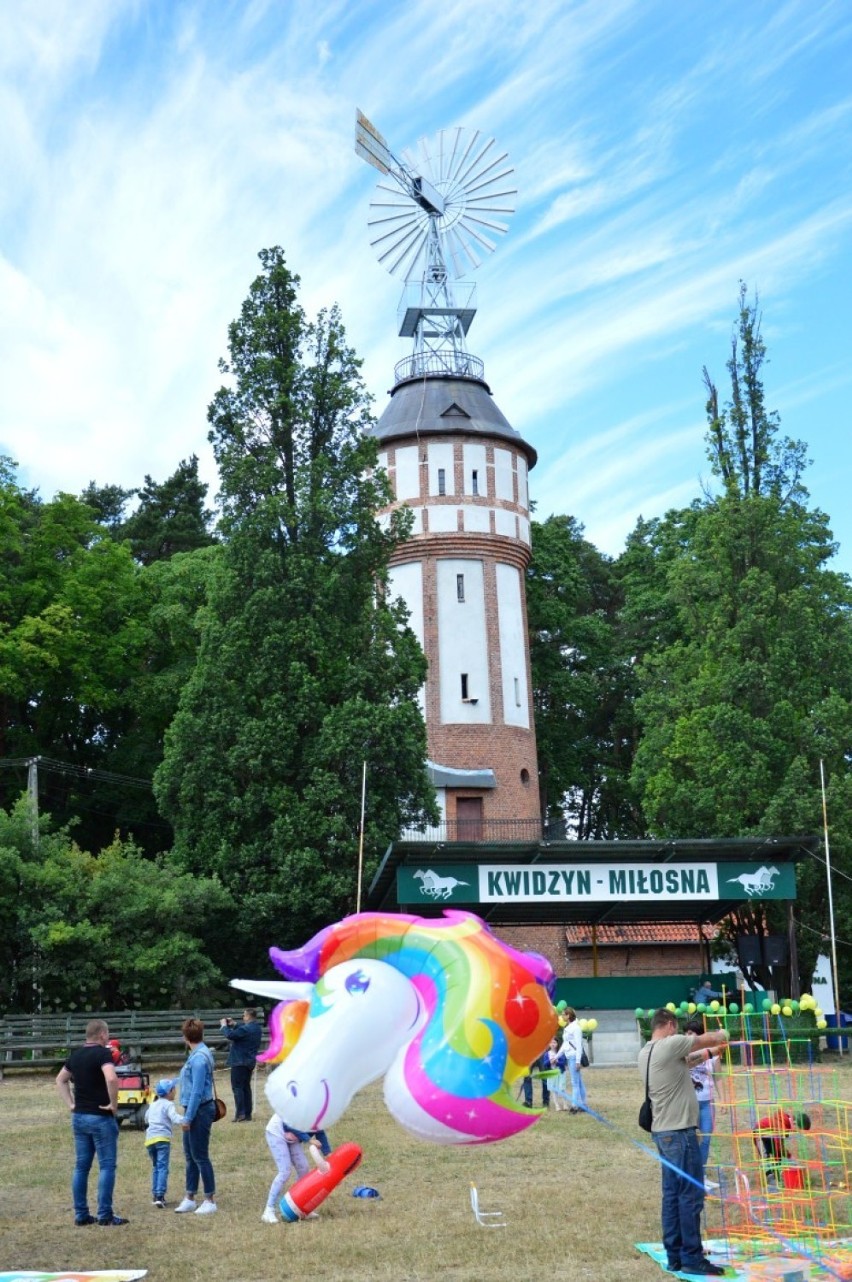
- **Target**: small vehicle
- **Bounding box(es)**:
[115,1063,154,1129]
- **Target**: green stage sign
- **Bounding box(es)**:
[397,861,796,906]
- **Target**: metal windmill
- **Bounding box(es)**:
[355,110,516,384]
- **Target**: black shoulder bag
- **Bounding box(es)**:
[638,1044,654,1132]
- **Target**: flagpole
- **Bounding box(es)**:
[356,761,367,914]
[820,758,843,1057]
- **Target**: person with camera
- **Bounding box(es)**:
[220,1008,263,1122]
[638,1008,728,1276]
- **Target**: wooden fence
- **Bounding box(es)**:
[0,1007,261,1078]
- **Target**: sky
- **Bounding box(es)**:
[2,0,852,571]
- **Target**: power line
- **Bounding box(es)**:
[0,756,152,791]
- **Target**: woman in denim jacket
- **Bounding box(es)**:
[174,1018,218,1215]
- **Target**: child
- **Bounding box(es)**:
[753,1108,812,1181]
[261,1115,331,1223]
[547,1036,570,1112]
[686,1017,722,1184]
[145,1078,183,1207]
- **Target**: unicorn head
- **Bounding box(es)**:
[232,910,557,1145]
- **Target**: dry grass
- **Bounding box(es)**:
[2,1058,814,1282]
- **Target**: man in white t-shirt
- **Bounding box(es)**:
[638,1009,728,1276]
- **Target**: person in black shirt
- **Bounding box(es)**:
[56,1018,128,1226]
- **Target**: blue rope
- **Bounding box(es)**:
[572,1102,846,1281]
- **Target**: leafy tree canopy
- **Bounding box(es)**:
[155,248,437,971]
[624,285,852,993]
[528,515,642,838]
[0,798,233,1011]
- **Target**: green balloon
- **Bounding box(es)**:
[744,1003,754,1013]
[728,1002,739,1014]
[696,1003,706,1013]
[790,1000,800,1012]
[761,998,773,1011]
[635,1007,644,1017]
[647,1009,656,1018]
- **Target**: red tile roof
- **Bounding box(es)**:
[565,923,721,946]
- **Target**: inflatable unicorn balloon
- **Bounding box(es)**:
[231,910,557,1145]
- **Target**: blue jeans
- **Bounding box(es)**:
[182,1099,216,1198]
[71,1111,119,1220]
[653,1127,705,1269]
[231,1064,254,1119]
[148,1141,171,1200]
[697,1098,714,1169]
[522,1075,549,1107]
[569,1059,587,1109]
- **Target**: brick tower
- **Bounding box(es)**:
[371,375,540,835]
[357,111,540,836]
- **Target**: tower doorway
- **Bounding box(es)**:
[455,796,483,841]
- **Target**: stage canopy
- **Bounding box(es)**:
[365,835,820,928]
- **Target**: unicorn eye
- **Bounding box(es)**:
[287,1081,298,1098]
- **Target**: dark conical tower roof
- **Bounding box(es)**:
[369,374,537,468]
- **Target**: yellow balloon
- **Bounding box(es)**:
[817,1019,827,1029]
[771,1004,781,1015]
[709,1000,720,1012]
[815,1008,824,1018]
[781,1006,793,1016]
[687,1003,697,1014]
[666,1003,677,1012]
[588,1019,597,1031]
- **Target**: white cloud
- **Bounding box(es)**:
[1,0,851,573]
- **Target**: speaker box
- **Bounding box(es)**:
[763,935,788,968]
[737,935,763,969]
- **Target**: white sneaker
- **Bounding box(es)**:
[174,1197,196,1213]
[261,1207,278,1224]
[195,1200,217,1215]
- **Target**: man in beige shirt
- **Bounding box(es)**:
[638,1008,728,1276]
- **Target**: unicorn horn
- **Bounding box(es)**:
[230,979,315,1001]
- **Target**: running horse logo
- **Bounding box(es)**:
[727,865,781,897]
[413,868,469,900]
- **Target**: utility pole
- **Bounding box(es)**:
[27,756,39,848]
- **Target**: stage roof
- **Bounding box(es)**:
[365,835,820,928]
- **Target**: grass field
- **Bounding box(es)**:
[1,1064,670,1282]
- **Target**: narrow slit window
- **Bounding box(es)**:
[514,677,521,706]
[461,673,469,701]
[457,573,465,602]
[437,467,446,496]
[471,469,479,496]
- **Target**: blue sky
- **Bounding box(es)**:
[2,0,851,571]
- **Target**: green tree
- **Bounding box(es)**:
[118,455,215,565]
[0,798,233,1012]
[627,286,852,995]
[528,515,642,837]
[80,481,134,531]
[155,248,437,971]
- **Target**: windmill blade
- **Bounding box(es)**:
[366,123,516,281]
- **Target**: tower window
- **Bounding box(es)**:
[471,469,479,496]
[461,673,469,701]
[514,677,521,706]
[457,574,465,602]
[437,468,446,496]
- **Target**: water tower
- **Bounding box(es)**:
[356,112,540,838]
